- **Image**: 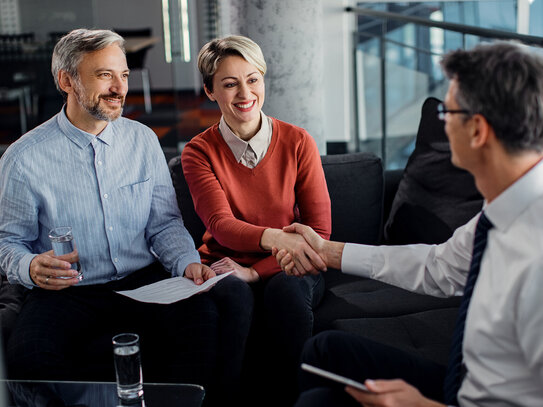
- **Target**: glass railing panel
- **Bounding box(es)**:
[351,1,543,169]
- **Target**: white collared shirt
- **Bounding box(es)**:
[219,111,273,168]
[342,160,543,406]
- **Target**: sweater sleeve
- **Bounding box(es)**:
[181,137,267,253]
[294,130,332,240]
[252,129,332,280]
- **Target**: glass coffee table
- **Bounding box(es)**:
[0,379,205,407]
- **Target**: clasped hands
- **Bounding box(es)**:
[270,223,329,277]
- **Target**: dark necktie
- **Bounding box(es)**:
[443,212,493,405]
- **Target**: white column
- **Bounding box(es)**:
[222,0,326,153]
[516,0,530,35]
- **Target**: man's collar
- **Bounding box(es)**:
[57,105,114,148]
[485,159,543,231]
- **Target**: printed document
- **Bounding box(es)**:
[116,271,233,304]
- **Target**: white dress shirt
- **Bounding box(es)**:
[219,111,273,168]
[342,160,543,406]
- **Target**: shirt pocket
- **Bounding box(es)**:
[116,178,152,233]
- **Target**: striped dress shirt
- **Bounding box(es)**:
[0,108,200,288]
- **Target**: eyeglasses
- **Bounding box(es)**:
[436,103,471,121]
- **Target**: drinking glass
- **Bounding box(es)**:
[48,226,83,280]
[112,333,144,401]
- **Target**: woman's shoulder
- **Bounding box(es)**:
[270,117,313,144]
[270,117,318,154]
[271,117,307,134]
[184,124,221,149]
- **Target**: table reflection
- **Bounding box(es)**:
[3,380,204,407]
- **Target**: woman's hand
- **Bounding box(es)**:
[210,257,260,283]
[272,223,345,275]
[261,227,327,276]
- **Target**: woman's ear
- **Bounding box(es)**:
[204,85,215,102]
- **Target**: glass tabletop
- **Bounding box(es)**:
[0,379,205,407]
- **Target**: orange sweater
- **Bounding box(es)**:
[181,118,331,279]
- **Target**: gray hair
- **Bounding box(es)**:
[51,29,125,99]
[441,41,543,154]
[197,35,267,92]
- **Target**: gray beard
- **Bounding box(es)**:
[74,85,123,122]
[86,102,123,122]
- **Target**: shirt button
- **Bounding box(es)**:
[97,161,103,166]
[114,258,119,263]
[103,193,108,199]
[109,226,113,231]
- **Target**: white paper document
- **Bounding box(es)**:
[116,271,234,304]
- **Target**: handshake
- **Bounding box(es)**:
[270,223,345,277]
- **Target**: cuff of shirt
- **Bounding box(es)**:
[18,253,37,288]
[340,243,375,278]
[175,251,202,277]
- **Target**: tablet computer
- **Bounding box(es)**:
[301,363,370,392]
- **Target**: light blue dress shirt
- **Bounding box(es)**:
[0,108,200,288]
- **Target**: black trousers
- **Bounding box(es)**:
[241,272,325,407]
[6,263,253,403]
[295,330,447,407]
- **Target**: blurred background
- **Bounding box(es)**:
[1,0,542,168]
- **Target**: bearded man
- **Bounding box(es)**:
[0,29,252,401]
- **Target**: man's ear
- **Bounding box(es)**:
[58,70,76,95]
[203,85,215,102]
[470,114,492,150]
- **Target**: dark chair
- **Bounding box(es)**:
[114,28,154,113]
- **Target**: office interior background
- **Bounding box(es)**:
[1,0,542,169]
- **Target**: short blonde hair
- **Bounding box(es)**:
[197,35,267,92]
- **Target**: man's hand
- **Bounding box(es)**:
[210,257,259,283]
[345,379,445,407]
[184,263,216,285]
[272,223,344,275]
[30,250,81,290]
[262,226,326,277]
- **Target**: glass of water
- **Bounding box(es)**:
[48,226,83,280]
[112,333,144,401]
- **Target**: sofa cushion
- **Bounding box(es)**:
[315,270,461,334]
[321,153,383,245]
[332,307,459,366]
[384,97,484,245]
[0,274,28,342]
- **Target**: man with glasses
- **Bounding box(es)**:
[274,41,543,406]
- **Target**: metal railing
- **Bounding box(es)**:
[346,5,543,168]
